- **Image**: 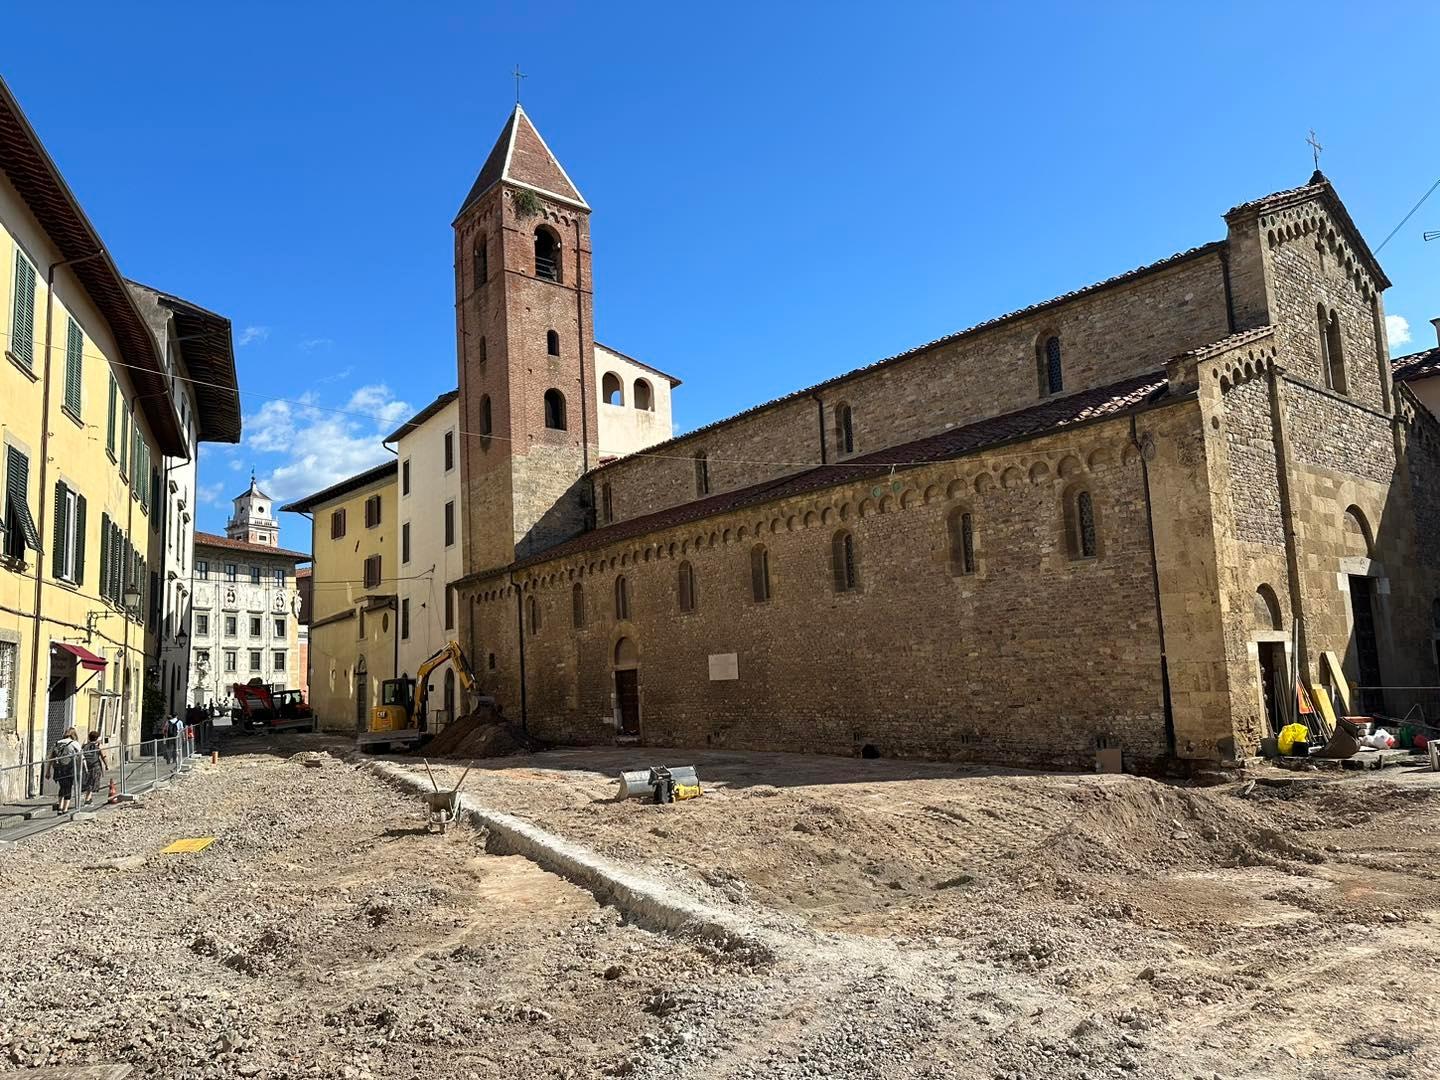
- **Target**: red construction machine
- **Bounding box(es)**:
[232,681,316,733]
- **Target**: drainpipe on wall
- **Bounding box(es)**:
[1266,365,1309,685]
[573,217,590,476]
[24,250,105,792]
[810,393,828,465]
[510,570,528,735]
[1131,415,1176,758]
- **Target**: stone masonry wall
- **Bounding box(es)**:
[595,250,1231,529]
[1223,376,1285,547]
[462,411,1179,770]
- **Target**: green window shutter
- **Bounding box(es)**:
[106,376,117,454]
[73,493,86,585]
[119,405,129,475]
[64,318,82,415]
[10,251,35,370]
[52,481,68,579]
[99,513,110,601]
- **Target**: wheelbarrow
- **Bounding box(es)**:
[421,759,472,833]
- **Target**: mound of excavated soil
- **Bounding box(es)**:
[427,712,546,758]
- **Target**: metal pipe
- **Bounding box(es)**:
[510,571,528,735]
[810,393,827,464]
[1131,415,1175,757]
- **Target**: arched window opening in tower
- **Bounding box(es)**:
[534,225,560,282]
[602,371,624,405]
[836,403,855,456]
[547,329,561,357]
[634,379,654,411]
[544,389,567,431]
[1040,335,1063,396]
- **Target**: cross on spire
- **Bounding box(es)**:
[513,64,527,105]
[1307,129,1323,171]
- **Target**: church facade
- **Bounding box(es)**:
[452,106,1440,769]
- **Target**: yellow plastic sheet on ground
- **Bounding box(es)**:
[160,837,215,854]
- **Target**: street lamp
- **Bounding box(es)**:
[123,583,142,614]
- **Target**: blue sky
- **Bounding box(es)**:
[5,1,1437,547]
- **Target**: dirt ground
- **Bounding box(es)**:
[3,737,1439,1079]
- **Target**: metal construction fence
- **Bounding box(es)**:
[1354,686,1440,736]
[0,729,202,807]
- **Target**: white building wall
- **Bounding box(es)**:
[189,551,302,709]
[396,399,465,724]
[595,344,676,460]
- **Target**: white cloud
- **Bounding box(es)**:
[1387,314,1412,353]
[238,325,270,347]
[241,384,412,505]
[196,482,225,506]
[229,459,243,471]
[315,364,353,385]
[300,337,335,352]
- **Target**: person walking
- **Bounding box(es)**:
[81,729,108,806]
[46,727,84,813]
[160,713,179,766]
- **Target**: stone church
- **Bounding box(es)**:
[452,105,1440,769]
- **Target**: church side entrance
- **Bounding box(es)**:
[613,637,640,738]
[1348,576,1384,713]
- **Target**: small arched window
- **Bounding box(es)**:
[634,379,654,411]
[473,236,488,285]
[572,582,585,629]
[614,575,630,621]
[1039,335,1063,396]
[831,530,858,592]
[527,593,541,635]
[534,226,560,282]
[750,544,771,603]
[947,506,976,576]
[677,560,696,613]
[602,371,624,405]
[835,403,855,456]
[1075,490,1097,558]
[546,329,561,357]
[694,451,710,496]
[1319,304,1347,394]
[600,481,614,524]
[479,394,493,438]
[544,389,567,430]
[478,335,487,367]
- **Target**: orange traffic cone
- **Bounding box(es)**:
[107,778,117,804]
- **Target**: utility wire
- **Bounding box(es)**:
[1376,178,1440,254]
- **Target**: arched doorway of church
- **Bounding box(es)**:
[613,637,640,738]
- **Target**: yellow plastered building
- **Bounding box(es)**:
[0,79,190,798]
[281,462,398,732]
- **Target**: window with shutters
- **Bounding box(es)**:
[1038,334,1063,396]
[118,405,130,479]
[224,651,237,673]
[330,509,346,539]
[444,430,455,471]
[401,458,410,496]
[364,554,382,589]
[572,582,585,629]
[273,651,286,673]
[62,317,83,418]
[0,639,14,734]
[678,560,696,613]
[831,530,857,592]
[4,445,40,561]
[544,389,567,430]
[401,598,410,640]
[835,403,855,456]
[196,560,209,580]
[106,376,118,459]
[9,249,36,370]
[614,575,630,621]
[51,482,85,585]
[401,522,411,564]
[750,544,772,603]
[273,567,284,586]
[249,565,261,585]
[224,563,237,583]
[364,494,382,528]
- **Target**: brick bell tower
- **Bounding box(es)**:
[454,105,598,574]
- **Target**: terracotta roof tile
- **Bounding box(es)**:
[456,105,587,219]
[1393,346,1440,383]
[194,531,309,561]
[508,371,1169,574]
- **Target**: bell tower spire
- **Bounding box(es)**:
[455,105,597,573]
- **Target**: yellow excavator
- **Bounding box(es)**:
[357,640,479,751]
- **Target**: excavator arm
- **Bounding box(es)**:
[411,641,477,725]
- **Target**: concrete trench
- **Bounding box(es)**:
[358,757,780,961]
